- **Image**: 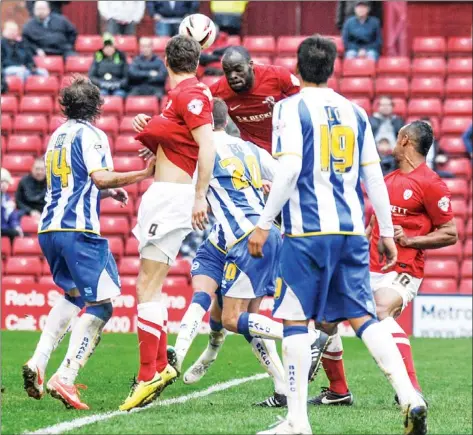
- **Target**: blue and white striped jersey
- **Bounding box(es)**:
[207,222,228,253]
[39,120,113,235]
[207,131,278,249]
[272,87,380,237]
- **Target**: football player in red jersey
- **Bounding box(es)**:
[312,121,458,408]
[119,35,215,412]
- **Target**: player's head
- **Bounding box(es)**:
[213,98,228,131]
[59,76,103,123]
[222,46,254,93]
[165,35,201,75]
[32,158,46,182]
[297,35,337,86]
[393,121,434,162]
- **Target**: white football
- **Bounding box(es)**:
[179,14,217,50]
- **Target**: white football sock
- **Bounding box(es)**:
[246,313,283,340]
[200,329,227,363]
[31,297,81,375]
[250,338,286,395]
[324,331,343,356]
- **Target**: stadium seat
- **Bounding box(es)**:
[375,77,409,98]
[6,176,20,194]
[65,56,93,74]
[410,77,444,98]
[407,98,442,118]
[350,97,372,114]
[461,259,472,279]
[376,57,410,77]
[327,77,339,93]
[2,275,36,286]
[1,114,13,136]
[466,219,472,239]
[274,57,297,73]
[164,276,190,293]
[38,276,57,286]
[447,37,473,57]
[441,117,471,135]
[443,98,472,116]
[342,58,376,77]
[7,135,42,155]
[41,261,51,276]
[107,236,124,259]
[19,96,53,116]
[412,37,446,57]
[118,116,137,135]
[49,115,66,133]
[134,197,141,213]
[125,96,159,116]
[439,158,471,180]
[1,95,18,114]
[200,75,221,87]
[227,35,242,46]
[122,182,138,199]
[120,256,140,275]
[423,259,459,279]
[151,36,170,54]
[113,156,144,172]
[443,178,468,199]
[1,136,5,153]
[101,197,134,216]
[20,215,40,233]
[115,135,141,154]
[5,76,23,96]
[120,276,137,287]
[99,216,130,235]
[140,178,154,194]
[456,217,466,241]
[446,77,473,97]
[114,36,138,55]
[411,57,446,77]
[125,238,139,256]
[419,278,457,294]
[451,199,468,220]
[2,237,11,258]
[459,279,472,294]
[2,154,35,174]
[24,76,59,96]
[75,35,103,54]
[169,257,191,281]
[101,95,124,116]
[340,77,374,98]
[34,55,64,76]
[251,56,272,65]
[13,237,42,256]
[464,239,472,259]
[324,35,344,56]
[243,36,276,56]
[425,242,462,261]
[14,114,48,135]
[277,36,308,55]
[130,216,137,230]
[95,116,119,137]
[5,257,42,277]
[447,58,472,76]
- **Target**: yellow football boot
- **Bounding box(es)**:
[119,373,165,411]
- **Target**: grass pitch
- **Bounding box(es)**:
[1,331,471,434]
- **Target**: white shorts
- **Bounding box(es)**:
[133,182,194,262]
[370,271,423,310]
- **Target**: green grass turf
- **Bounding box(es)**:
[1,331,471,434]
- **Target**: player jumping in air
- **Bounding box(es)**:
[23,77,156,410]
[249,35,428,435]
[312,120,458,407]
[119,35,215,412]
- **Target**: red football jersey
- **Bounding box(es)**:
[209,64,300,153]
[135,77,213,177]
[370,163,454,278]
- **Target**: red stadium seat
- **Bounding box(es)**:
[459,279,472,294]
[466,219,472,239]
[21,215,40,233]
[101,95,124,116]
[443,178,468,199]
[7,135,42,155]
[134,197,142,214]
[113,156,144,172]
[5,257,42,277]
[441,117,471,135]
[423,259,459,279]
[115,135,141,154]
[340,77,374,98]
[439,159,471,180]
[456,217,466,241]
[163,276,190,293]
[38,276,57,286]
[324,35,344,56]
[243,36,276,56]
[6,176,20,194]
[49,115,66,133]
[227,35,241,46]
[1,136,5,153]
[119,116,137,135]
[41,261,50,276]
[95,116,119,137]
[277,36,308,55]
[120,256,140,275]
[2,154,35,174]
[114,36,138,55]
[350,97,372,115]
[1,95,18,114]
[14,114,48,135]
[169,257,191,281]
[419,278,457,294]
[443,99,472,116]
[412,37,446,57]
[376,57,410,77]
[447,58,472,76]
[407,98,442,118]
[125,238,139,256]
[107,236,124,259]
[451,199,468,220]
[5,76,23,96]
[120,276,137,287]
[34,55,64,76]
[75,35,103,54]
[65,56,93,74]
[251,56,271,65]
[410,77,444,98]
[13,237,41,256]
[375,77,409,98]
[125,96,159,116]
[464,239,472,259]
[447,37,473,57]
[446,77,472,97]
[200,75,221,87]
[151,36,170,54]
[101,197,134,216]
[327,77,339,93]
[99,216,130,236]
[2,237,11,258]
[1,114,13,136]
[425,243,462,261]
[274,57,297,74]
[3,275,37,286]
[342,58,376,77]
[24,76,59,96]
[140,178,154,194]
[411,57,446,77]
[461,259,472,279]
[19,96,53,115]
[123,182,138,199]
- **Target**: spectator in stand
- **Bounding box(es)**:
[376,137,397,176]
[89,33,128,97]
[342,0,382,61]
[2,21,48,82]
[22,0,77,58]
[98,1,145,36]
[147,1,200,37]
[1,168,23,241]
[128,37,167,97]
[26,1,71,16]
[1,70,7,94]
[336,0,383,31]
[210,1,248,36]
[462,123,472,158]
[369,96,404,148]
[15,158,47,218]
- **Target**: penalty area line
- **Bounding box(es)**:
[24,373,269,435]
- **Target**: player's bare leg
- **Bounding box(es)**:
[23,290,83,400]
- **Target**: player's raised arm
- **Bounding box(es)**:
[256,146,280,182]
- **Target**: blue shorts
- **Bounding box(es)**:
[273,235,376,323]
[221,226,282,300]
[39,231,121,303]
[191,239,226,284]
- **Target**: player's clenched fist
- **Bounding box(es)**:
[192,196,209,231]
[248,227,270,258]
[133,113,151,133]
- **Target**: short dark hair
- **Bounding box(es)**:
[222,46,251,64]
[213,98,228,129]
[407,120,434,157]
[165,35,201,74]
[59,76,102,122]
[297,35,337,85]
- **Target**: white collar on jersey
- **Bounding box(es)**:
[300,87,334,93]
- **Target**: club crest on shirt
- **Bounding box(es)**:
[403,189,413,200]
[438,196,450,212]
[187,99,203,115]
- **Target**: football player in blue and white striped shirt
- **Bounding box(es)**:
[250,36,427,435]
[23,77,155,410]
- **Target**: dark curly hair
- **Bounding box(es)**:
[59,75,103,122]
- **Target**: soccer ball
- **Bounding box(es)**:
[179,14,217,50]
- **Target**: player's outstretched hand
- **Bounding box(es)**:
[133,114,151,133]
[138,147,155,161]
[378,237,398,271]
[262,180,272,195]
[109,188,129,207]
[192,197,209,231]
[248,227,270,258]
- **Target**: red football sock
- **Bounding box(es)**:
[392,332,421,392]
[322,351,349,395]
[137,317,161,382]
[156,305,169,373]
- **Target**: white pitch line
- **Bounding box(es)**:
[24,373,269,435]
